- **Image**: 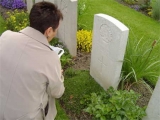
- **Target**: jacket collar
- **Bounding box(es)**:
[20,26,50,47]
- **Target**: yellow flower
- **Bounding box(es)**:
[77,30,92,52]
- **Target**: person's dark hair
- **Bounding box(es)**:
[29,1,63,34]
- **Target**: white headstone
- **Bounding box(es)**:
[26,0,34,12]
[26,0,55,12]
[90,14,129,90]
[54,0,77,56]
[143,77,160,120]
[35,0,42,3]
[35,0,54,3]
[46,0,54,3]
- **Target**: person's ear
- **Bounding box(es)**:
[45,27,53,38]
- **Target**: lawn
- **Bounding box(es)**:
[78,0,160,40]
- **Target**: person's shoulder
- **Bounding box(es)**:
[1,30,17,37]
[49,50,60,60]
[3,30,15,34]
[1,30,11,35]
[45,49,60,64]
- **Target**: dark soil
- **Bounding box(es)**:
[0,3,152,120]
[72,50,91,70]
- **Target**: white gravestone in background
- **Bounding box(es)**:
[35,0,42,3]
[90,14,129,90]
[143,77,160,120]
[35,0,54,3]
[54,0,77,56]
[46,0,54,3]
[26,0,34,12]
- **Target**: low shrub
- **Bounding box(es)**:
[5,9,29,31]
[81,87,146,120]
[77,29,92,52]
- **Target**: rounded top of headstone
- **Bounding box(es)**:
[95,14,129,31]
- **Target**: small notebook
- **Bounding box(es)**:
[49,46,64,58]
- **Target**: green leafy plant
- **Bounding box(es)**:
[0,15,6,35]
[77,29,92,52]
[151,0,160,21]
[5,9,29,31]
[60,48,72,69]
[49,38,72,69]
[49,37,60,46]
[120,37,160,90]
[81,87,146,120]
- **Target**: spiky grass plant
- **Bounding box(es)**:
[120,37,160,91]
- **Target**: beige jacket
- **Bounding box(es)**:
[0,27,65,120]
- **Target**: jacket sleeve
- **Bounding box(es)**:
[46,53,65,98]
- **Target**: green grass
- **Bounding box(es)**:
[59,69,104,118]
[55,101,69,120]
[0,15,6,35]
[78,0,160,40]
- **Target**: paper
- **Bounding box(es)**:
[49,46,64,58]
